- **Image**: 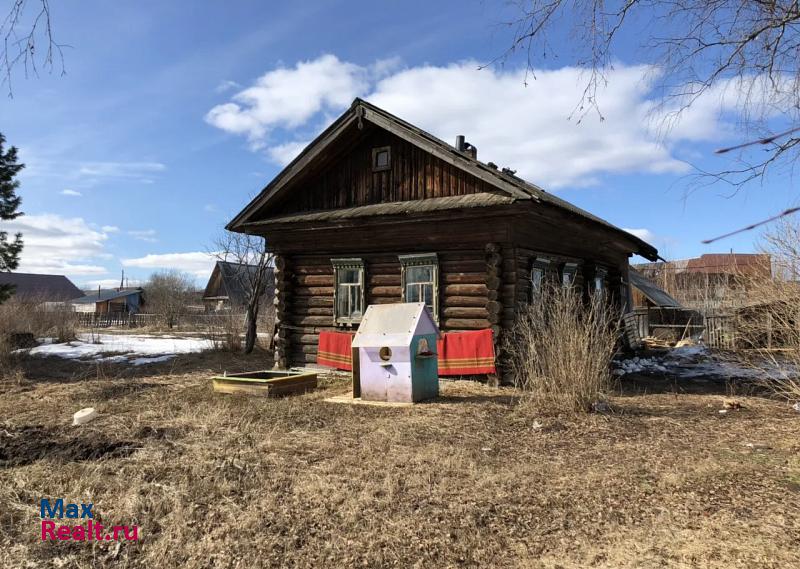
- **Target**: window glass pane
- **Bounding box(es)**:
[408,266,432,283]
[375,151,389,167]
[336,287,347,316]
[350,285,362,318]
[531,268,544,293]
[339,268,359,284]
[407,284,420,302]
[422,284,433,308]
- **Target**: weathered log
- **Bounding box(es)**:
[443,295,487,308]
[442,318,490,330]
[442,272,487,284]
[294,286,334,296]
[291,306,333,317]
[293,274,333,286]
[486,276,501,291]
[443,284,488,296]
[292,296,333,307]
[442,307,488,319]
[486,300,503,314]
[291,315,334,326]
[290,334,320,345]
[370,285,402,297]
[368,274,401,286]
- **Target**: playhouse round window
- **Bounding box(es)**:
[379,346,392,361]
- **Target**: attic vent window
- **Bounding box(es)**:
[372,146,391,172]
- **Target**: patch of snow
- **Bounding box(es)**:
[130,355,175,366]
[22,333,213,363]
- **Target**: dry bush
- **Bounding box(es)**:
[504,285,619,412]
[0,297,77,342]
[734,218,800,401]
[203,311,244,352]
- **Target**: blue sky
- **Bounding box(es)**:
[2,0,797,288]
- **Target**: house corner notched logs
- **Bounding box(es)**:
[273,255,290,369]
[485,242,503,385]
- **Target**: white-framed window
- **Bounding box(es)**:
[332,258,365,325]
[531,257,551,296]
[561,262,578,288]
[399,253,439,321]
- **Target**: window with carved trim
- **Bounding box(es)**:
[561,262,578,288]
[399,253,439,321]
[332,258,365,325]
[593,267,608,296]
[530,257,551,297]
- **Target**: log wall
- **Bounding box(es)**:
[283,250,496,366]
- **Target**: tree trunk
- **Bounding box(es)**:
[243,305,258,354]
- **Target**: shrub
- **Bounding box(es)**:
[504,285,619,412]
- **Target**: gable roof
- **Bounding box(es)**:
[72,288,142,304]
[629,269,682,308]
[0,272,83,302]
[228,98,658,261]
[352,302,440,348]
[202,261,274,306]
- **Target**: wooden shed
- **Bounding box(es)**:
[227,99,659,377]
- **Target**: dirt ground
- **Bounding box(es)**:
[1,352,799,568]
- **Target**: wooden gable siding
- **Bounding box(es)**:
[277,249,511,367]
[273,128,497,215]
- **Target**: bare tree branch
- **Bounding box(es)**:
[1,0,66,97]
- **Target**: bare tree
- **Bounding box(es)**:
[145,270,194,329]
[496,0,800,189]
[1,0,65,96]
[212,232,274,355]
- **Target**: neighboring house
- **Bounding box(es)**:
[0,272,83,306]
[71,288,144,315]
[226,98,659,370]
[202,261,275,312]
[634,253,771,311]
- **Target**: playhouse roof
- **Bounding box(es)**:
[352,303,439,348]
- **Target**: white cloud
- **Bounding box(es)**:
[101,225,120,233]
[121,252,217,279]
[207,55,767,188]
[128,229,158,243]
[267,140,310,166]
[3,214,112,275]
[61,189,82,197]
[622,228,656,243]
[76,161,166,178]
[205,54,368,149]
[82,277,144,289]
[215,79,241,93]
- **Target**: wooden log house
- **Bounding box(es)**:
[227,99,659,376]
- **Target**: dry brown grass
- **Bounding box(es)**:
[1,353,798,568]
[504,286,619,412]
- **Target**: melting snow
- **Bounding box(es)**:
[22,333,213,364]
[614,344,790,381]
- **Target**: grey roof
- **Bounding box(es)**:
[0,272,83,301]
[203,261,274,306]
[72,288,142,304]
[229,98,659,261]
[629,269,682,308]
[244,193,515,225]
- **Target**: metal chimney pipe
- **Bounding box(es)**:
[455,135,465,151]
